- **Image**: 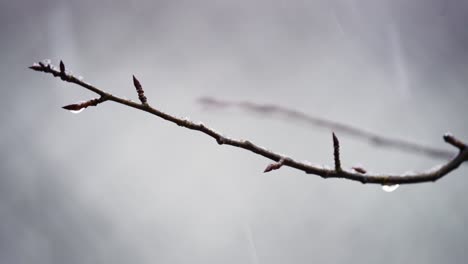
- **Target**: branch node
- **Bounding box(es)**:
[359,176,368,184]
[243,140,254,147]
[132,75,148,105]
[216,137,225,145]
[443,133,466,151]
[332,132,342,171]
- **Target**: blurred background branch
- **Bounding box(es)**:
[198,97,454,160]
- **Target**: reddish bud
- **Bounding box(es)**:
[263,159,285,173]
[62,98,101,112]
[62,103,85,111]
[352,166,367,174]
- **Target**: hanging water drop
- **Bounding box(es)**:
[69,108,85,114]
[382,184,399,192]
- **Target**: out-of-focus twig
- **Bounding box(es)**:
[30,60,468,186]
[198,97,453,160]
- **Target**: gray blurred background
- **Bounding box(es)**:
[1,0,468,263]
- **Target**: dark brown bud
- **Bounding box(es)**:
[332,132,341,171]
[62,103,85,111]
[62,98,101,112]
[59,60,65,73]
[133,75,142,91]
[352,166,367,174]
[132,75,147,104]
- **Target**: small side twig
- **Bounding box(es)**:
[444,133,467,151]
[30,60,468,186]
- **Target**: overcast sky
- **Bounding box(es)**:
[1,0,468,263]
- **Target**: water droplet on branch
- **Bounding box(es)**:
[382,184,399,192]
[69,108,84,114]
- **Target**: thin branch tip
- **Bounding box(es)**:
[443,133,466,150]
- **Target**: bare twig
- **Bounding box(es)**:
[30,61,468,186]
[198,97,454,160]
[444,133,467,151]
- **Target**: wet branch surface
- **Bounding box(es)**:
[30,61,468,186]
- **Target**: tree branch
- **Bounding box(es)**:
[198,97,454,160]
[30,60,468,186]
